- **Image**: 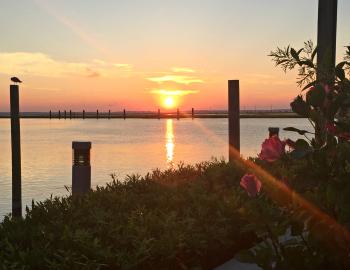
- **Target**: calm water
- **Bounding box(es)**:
[0,118,311,217]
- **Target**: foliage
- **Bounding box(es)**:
[237,141,350,269]
[1,149,350,269]
[0,160,259,270]
[269,41,350,147]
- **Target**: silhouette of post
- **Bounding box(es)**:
[10,85,22,217]
[192,108,194,118]
[83,110,85,119]
[96,110,99,119]
[64,110,66,119]
[123,109,126,119]
[72,142,91,195]
[49,110,52,119]
[228,80,240,162]
[108,109,111,119]
[317,0,337,84]
[58,110,61,119]
[316,0,338,146]
[158,109,160,119]
[177,108,179,120]
[268,127,280,138]
[69,110,72,119]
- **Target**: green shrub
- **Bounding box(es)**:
[0,160,256,270]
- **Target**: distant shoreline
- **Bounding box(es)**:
[0,111,303,119]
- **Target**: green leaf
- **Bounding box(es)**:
[299,60,314,68]
[289,139,312,159]
[290,149,308,159]
[290,95,311,117]
[335,62,346,80]
[291,48,300,62]
[306,84,325,107]
[295,139,310,150]
[302,81,317,91]
[283,127,312,135]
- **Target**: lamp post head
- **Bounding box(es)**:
[268,127,280,137]
[72,141,91,166]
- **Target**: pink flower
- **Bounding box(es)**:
[323,84,332,94]
[340,133,350,140]
[259,135,286,162]
[326,122,350,140]
[240,174,262,197]
[325,123,338,135]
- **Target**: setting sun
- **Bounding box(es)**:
[163,96,175,108]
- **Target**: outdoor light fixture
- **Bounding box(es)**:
[268,127,280,137]
[72,141,91,195]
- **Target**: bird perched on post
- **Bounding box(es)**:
[11,77,22,84]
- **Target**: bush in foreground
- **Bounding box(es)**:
[0,160,256,270]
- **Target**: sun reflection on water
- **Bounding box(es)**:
[165,119,174,167]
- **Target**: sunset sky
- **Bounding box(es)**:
[1,0,349,111]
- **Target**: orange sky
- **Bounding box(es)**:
[0,0,349,111]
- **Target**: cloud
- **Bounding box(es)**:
[0,52,132,78]
[172,67,195,73]
[147,75,204,85]
[114,63,133,70]
[150,89,199,96]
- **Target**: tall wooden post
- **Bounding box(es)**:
[177,108,179,120]
[69,110,72,119]
[123,109,126,119]
[83,110,85,119]
[317,0,337,84]
[158,109,160,119]
[58,110,61,119]
[108,109,111,119]
[96,110,99,119]
[64,110,66,119]
[228,80,240,162]
[316,0,338,146]
[49,110,52,119]
[10,85,22,217]
[192,108,194,119]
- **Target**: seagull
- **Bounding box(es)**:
[11,77,22,84]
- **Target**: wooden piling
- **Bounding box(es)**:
[108,110,111,119]
[83,110,85,119]
[316,0,338,146]
[69,110,72,119]
[49,110,52,119]
[158,109,160,119]
[317,0,337,84]
[10,85,22,217]
[97,110,99,119]
[192,108,194,118]
[177,108,179,120]
[228,80,240,162]
[123,109,126,119]
[58,110,61,119]
[64,110,66,119]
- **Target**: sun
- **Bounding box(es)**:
[163,96,175,108]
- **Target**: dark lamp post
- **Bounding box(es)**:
[268,127,280,137]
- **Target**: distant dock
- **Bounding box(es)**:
[0,110,302,119]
